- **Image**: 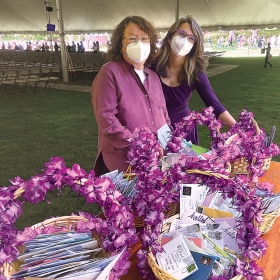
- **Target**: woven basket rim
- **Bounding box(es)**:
[262,207,280,218]
[2,215,106,280]
[31,215,88,229]
[147,251,178,280]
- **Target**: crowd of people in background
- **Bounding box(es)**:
[206,29,280,49]
[2,28,280,53]
[1,41,52,52]
[0,40,101,53]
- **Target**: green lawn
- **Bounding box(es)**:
[1,56,279,229]
[0,90,101,228]
[191,57,280,150]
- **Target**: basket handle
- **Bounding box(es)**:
[162,169,229,183]
[185,169,229,179]
[217,118,260,136]
[224,133,239,145]
[252,118,260,135]
[219,118,260,147]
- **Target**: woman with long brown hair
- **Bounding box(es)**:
[153,15,236,145]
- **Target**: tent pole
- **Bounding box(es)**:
[175,0,179,20]
[56,0,69,83]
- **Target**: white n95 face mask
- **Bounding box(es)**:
[126,40,151,63]
[170,35,193,56]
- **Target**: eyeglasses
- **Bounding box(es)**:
[175,29,197,43]
[122,36,150,44]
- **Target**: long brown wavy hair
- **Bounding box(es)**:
[107,16,159,67]
[155,15,208,85]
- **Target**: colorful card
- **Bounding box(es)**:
[156,234,198,279]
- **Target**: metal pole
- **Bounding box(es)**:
[48,12,53,52]
[44,1,53,52]
[56,0,69,82]
[175,0,179,21]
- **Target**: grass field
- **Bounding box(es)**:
[1,55,279,229]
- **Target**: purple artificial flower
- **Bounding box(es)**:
[0,199,23,224]
[0,157,139,280]
[21,175,52,203]
[44,156,65,174]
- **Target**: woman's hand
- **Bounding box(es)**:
[158,147,164,158]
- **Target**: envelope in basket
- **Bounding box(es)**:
[196,206,234,218]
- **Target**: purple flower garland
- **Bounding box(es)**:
[1,107,279,280]
[127,107,280,280]
[210,109,280,183]
[0,157,138,280]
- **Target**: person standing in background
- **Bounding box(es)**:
[80,41,85,53]
[66,43,72,53]
[71,41,76,53]
[54,42,60,52]
[264,42,272,68]
[96,41,100,52]
[34,42,41,52]
[92,42,97,53]
[44,42,49,52]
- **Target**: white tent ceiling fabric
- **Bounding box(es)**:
[0,0,280,34]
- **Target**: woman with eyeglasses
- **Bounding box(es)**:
[91,16,171,176]
[152,15,236,145]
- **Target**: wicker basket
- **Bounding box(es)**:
[147,229,245,280]
[147,224,245,280]
[186,171,280,236]
[258,207,280,235]
[2,215,111,280]
[224,119,271,176]
[148,251,178,280]
[146,168,267,280]
[3,182,119,280]
[225,134,271,176]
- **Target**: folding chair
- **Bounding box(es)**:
[0,70,8,98]
[0,69,19,97]
[83,64,99,80]
[48,66,61,90]
[16,67,30,94]
[38,67,51,90]
[28,66,42,93]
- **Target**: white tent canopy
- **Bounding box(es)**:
[1,0,280,35]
